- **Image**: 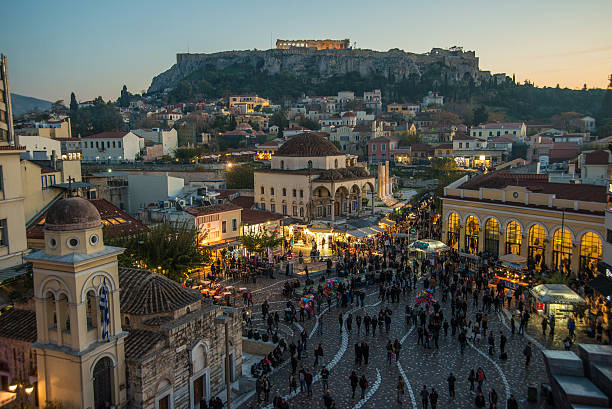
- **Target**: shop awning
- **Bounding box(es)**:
[370,226,384,234]
[530,284,586,305]
[499,253,527,265]
[379,218,396,227]
[409,239,449,253]
[347,229,368,239]
[588,275,612,297]
[205,239,241,251]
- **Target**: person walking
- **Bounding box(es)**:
[523,342,532,368]
[256,376,263,403]
[305,369,313,397]
[429,387,438,409]
[420,385,429,409]
[355,342,362,366]
[314,343,324,367]
[372,315,378,336]
[386,340,393,365]
[487,331,495,356]
[567,316,576,339]
[499,331,507,357]
[317,313,324,336]
[361,341,370,365]
[468,369,475,392]
[346,313,353,334]
[339,313,344,334]
[541,316,548,336]
[507,394,519,409]
[394,339,402,361]
[476,367,486,392]
[322,390,335,409]
[263,376,271,403]
[359,374,368,399]
[364,314,371,336]
[350,371,359,398]
[475,391,486,408]
[447,372,456,399]
[320,366,330,391]
[299,366,306,392]
[356,314,362,335]
[488,388,498,408]
[289,373,297,394]
[397,376,405,403]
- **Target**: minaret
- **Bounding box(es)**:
[26,197,127,409]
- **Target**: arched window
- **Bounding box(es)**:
[282,188,286,196]
[484,218,500,256]
[505,221,522,255]
[552,228,572,273]
[464,216,479,254]
[93,357,114,409]
[280,160,284,170]
[334,159,338,168]
[45,291,56,330]
[447,213,460,250]
[58,293,70,334]
[86,290,98,331]
[528,224,546,271]
[579,232,601,273]
[308,160,313,169]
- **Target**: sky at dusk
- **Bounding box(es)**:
[2,0,611,102]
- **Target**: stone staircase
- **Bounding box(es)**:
[541,345,612,409]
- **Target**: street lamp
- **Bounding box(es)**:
[9,382,34,409]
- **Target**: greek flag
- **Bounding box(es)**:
[99,279,110,342]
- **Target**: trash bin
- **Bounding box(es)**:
[527,382,538,402]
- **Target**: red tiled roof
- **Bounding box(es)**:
[477,122,524,129]
[0,309,37,342]
[230,196,255,209]
[458,172,606,203]
[491,136,515,143]
[184,202,241,216]
[241,208,284,225]
[27,198,147,241]
[40,167,58,174]
[410,144,434,152]
[437,144,453,149]
[83,132,128,139]
[584,150,609,165]
[453,133,478,141]
[342,112,356,117]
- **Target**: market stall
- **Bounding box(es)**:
[531,284,586,318]
[409,239,449,266]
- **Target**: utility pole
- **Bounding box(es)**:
[215,311,234,409]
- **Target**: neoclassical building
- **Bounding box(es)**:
[10,196,242,409]
[441,172,605,274]
[253,133,376,222]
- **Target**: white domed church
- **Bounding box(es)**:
[19,196,242,409]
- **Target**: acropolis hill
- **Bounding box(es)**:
[148,46,508,94]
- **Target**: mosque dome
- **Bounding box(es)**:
[45,197,102,231]
[276,133,341,157]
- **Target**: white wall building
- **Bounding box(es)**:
[127,173,185,214]
[15,134,61,160]
[132,128,178,156]
[422,91,444,107]
[81,131,144,163]
[470,122,527,139]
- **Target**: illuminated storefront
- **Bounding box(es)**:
[464,215,479,255]
[484,218,500,256]
[528,224,546,271]
[579,232,602,272]
[447,212,460,250]
[552,228,573,273]
[505,221,522,255]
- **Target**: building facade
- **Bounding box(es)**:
[254,133,375,222]
[470,122,527,139]
[442,172,605,274]
[81,132,144,163]
[0,55,14,145]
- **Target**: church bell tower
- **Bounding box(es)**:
[26,197,127,409]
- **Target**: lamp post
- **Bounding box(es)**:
[8,382,34,409]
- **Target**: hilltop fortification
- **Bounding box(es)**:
[148,47,503,94]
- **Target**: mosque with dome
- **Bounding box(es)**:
[253,132,377,221]
[0,196,242,409]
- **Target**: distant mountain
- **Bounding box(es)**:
[10,93,52,117]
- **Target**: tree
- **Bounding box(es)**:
[174,146,197,163]
[510,142,529,160]
[472,105,488,126]
[70,99,123,137]
[551,112,583,131]
[269,111,288,129]
[226,164,254,189]
[105,220,208,283]
[242,231,283,256]
[430,111,462,129]
[298,117,320,130]
[430,157,458,174]
[228,115,237,131]
[118,85,132,107]
[69,92,78,112]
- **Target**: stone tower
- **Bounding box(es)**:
[26,197,127,409]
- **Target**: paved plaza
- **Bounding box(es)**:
[234,269,556,409]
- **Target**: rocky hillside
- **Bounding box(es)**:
[148,47,504,95]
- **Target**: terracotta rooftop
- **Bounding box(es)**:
[0,309,37,342]
[118,268,202,315]
[124,329,165,361]
[584,150,609,165]
[276,133,340,157]
[230,195,255,209]
[242,208,284,225]
[458,172,606,203]
[28,198,147,240]
[184,202,242,217]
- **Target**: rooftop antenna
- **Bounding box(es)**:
[67,176,76,197]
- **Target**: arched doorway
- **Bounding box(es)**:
[528,224,546,271]
[93,357,114,409]
[464,216,479,255]
[579,232,602,273]
[552,228,572,273]
[447,213,460,250]
[484,218,500,256]
[505,221,522,255]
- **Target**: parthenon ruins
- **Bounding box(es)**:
[276,39,350,50]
